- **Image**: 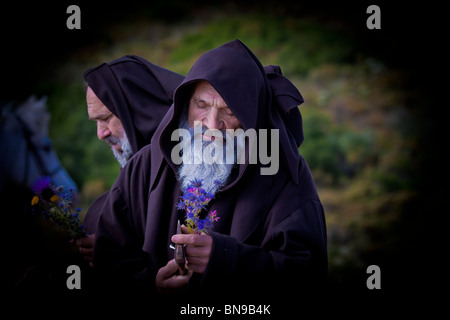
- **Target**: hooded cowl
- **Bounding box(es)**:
[84,55,184,154]
[156,40,305,187]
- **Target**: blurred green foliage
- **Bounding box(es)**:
[170,14,355,75]
[42,9,418,286]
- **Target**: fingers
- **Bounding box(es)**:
[78,247,94,262]
[184,256,209,274]
[76,233,95,247]
[76,234,95,263]
[172,234,212,259]
[158,258,180,279]
[172,233,212,247]
[156,259,193,295]
[172,233,213,274]
[181,225,190,234]
[185,242,211,258]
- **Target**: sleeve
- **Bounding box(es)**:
[197,200,327,297]
[93,148,156,294]
[83,191,109,234]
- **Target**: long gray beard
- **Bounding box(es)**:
[177,120,241,194]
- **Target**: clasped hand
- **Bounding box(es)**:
[76,234,95,267]
[155,225,213,295]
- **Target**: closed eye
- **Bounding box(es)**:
[89,113,113,123]
[102,114,113,122]
[224,108,235,117]
[195,100,208,109]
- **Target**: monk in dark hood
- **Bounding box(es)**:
[84,55,184,161]
[78,56,184,264]
[94,40,327,303]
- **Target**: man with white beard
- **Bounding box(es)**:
[77,55,184,266]
[87,86,133,168]
[94,40,327,310]
[176,117,245,194]
[84,55,184,168]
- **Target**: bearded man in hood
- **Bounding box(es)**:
[94,40,327,304]
[77,56,184,265]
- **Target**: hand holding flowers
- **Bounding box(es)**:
[172,224,213,274]
[30,176,86,240]
[171,179,220,273]
[157,179,220,294]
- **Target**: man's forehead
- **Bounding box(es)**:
[88,105,112,118]
[87,87,113,118]
[192,81,222,99]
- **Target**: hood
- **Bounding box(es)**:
[155,39,304,186]
[84,55,185,154]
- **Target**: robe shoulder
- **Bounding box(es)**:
[116,144,152,196]
[98,144,153,244]
[84,145,153,235]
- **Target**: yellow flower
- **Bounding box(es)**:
[50,195,59,202]
[187,225,195,234]
[31,196,39,206]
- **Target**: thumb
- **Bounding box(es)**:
[159,259,179,279]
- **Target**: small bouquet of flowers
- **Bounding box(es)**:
[30,176,86,239]
[176,179,220,234]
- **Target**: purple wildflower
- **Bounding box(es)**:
[197,219,205,230]
[178,178,220,234]
[31,176,50,193]
[190,179,203,189]
[29,176,85,239]
[176,200,187,211]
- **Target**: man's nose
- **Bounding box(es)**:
[203,109,224,130]
[97,123,111,140]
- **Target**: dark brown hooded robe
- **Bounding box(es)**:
[82,56,184,233]
[94,40,327,304]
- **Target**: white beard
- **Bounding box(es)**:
[106,131,133,168]
[177,119,244,194]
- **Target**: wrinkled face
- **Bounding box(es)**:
[188,81,242,136]
[87,86,125,152]
[178,81,244,192]
[87,86,133,167]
